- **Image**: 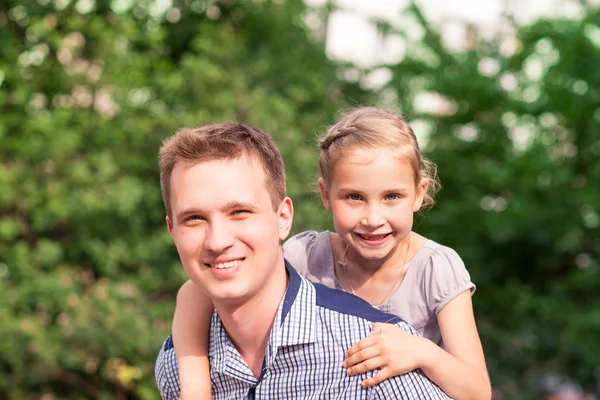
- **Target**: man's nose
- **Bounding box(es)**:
[204,220,235,253]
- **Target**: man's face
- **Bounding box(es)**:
[167,155,293,307]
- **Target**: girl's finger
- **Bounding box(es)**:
[370,323,384,334]
[344,344,380,368]
[360,368,392,387]
[345,334,378,359]
[345,354,385,375]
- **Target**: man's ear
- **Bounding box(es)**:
[278,197,294,242]
[413,178,429,212]
[318,178,332,212]
[166,216,174,236]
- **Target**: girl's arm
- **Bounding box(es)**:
[344,290,491,400]
[172,279,214,400]
[420,290,490,399]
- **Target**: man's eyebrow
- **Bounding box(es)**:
[175,202,259,223]
[176,208,203,223]
[224,201,260,212]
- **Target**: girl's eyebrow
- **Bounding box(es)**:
[335,187,364,195]
[384,187,409,193]
[336,186,409,194]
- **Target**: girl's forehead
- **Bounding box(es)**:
[330,149,415,185]
[337,147,409,167]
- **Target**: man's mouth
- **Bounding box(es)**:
[207,258,244,269]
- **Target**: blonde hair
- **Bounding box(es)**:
[318,107,440,209]
[159,122,287,219]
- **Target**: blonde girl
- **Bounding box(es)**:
[171,107,491,400]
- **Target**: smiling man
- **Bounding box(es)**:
[154,122,450,399]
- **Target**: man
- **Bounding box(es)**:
[155,122,450,399]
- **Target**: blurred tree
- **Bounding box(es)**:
[0,0,344,397]
[2,0,599,398]
[365,3,600,398]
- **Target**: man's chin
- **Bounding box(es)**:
[208,287,253,306]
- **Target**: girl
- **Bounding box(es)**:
[172,107,491,399]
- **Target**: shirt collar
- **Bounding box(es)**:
[276,259,317,347]
[209,259,317,376]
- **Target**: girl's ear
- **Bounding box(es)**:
[413,177,429,212]
[318,178,332,212]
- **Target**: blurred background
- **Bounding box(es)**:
[1,0,599,398]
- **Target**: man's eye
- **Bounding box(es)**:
[232,210,250,216]
[186,215,203,221]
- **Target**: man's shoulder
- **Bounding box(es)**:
[155,335,180,399]
[372,369,451,399]
[311,281,403,325]
[375,367,452,399]
[161,335,174,352]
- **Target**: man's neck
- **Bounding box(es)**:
[215,267,289,379]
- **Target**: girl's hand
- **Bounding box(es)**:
[343,322,430,387]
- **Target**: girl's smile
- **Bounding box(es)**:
[320,147,427,268]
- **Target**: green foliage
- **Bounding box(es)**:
[1,0,599,398]
[371,3,600,398]
[0,0,341,397]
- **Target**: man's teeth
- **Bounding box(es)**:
[211,260,242,269]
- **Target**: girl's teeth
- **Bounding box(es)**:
[361,234,387,240]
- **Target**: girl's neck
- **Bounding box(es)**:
[341,233,414,274]
[332,232,426,306]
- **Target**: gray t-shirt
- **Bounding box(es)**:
[283,230,475,348]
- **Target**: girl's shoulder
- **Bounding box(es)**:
[419,240,464,267]
[411,239,476,314]
[283,230,334,277]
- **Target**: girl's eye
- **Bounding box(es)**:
[385,194,400,201]
[347,194,361,201]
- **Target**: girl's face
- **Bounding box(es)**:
[319,147,428,266]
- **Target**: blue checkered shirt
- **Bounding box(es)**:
[155,261,450,399]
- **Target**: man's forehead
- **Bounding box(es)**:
[174,153,264,174]
[170,155,270,206]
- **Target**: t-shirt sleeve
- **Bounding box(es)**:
[424,245,476,315]
[283,230,320,278]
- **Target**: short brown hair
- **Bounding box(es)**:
[159,122,287,219]
[319,107,440,209]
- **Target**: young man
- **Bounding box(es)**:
[155,122,450,399]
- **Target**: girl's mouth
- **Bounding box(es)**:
[355,232,392,244]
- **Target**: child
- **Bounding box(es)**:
[171,107,491,400]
